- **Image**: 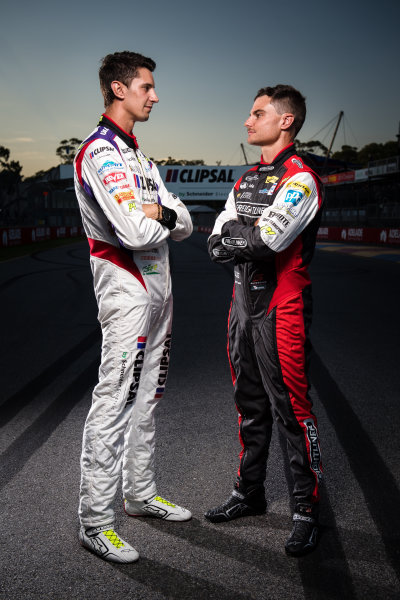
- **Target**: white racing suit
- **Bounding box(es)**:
[74,114,193,528]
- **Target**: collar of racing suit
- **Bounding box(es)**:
[98,114,139,150]
[259,143,295,166]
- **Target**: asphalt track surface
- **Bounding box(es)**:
[1,232,399,600]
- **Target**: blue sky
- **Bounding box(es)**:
[1,0,398,176]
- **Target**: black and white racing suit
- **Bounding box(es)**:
[208,144,323,504]
[74,114,193,528]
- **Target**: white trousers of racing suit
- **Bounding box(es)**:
[79,245,173,528]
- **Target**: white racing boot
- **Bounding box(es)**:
[124,495,192,521]
[79,524,139,563]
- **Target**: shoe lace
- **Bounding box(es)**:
[103,530,125,549]
[153,496,176,507]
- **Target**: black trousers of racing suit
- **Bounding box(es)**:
[228,268,321,504]
[210,146,323,505]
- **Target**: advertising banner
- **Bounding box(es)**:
[316,227,400,245]
[158,165,249,202]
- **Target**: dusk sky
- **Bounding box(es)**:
[1,0,398,176]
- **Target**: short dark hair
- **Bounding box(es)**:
[254,85,306,137]
[99,51,156,108]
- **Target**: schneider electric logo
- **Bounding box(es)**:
[165,168,235,184]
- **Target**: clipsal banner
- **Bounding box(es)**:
[158,165,249,201]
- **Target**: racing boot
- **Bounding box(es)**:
[79,524,139,563]
[204,486,266,523]
[285,503,319,556]
[124,495,192,521]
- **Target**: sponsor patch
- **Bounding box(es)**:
[268,210,290,228]
[260,225,276,235]
[157,334,171,387]
[265,176,279,184]
[222,236,247,248]
[263,218,284,234]
[108,183,130,194]
[250,280,267,291]
[237,203,265,217]
[103,172,127,185]
[97,161,124,175]
[292,158,303,168]
[303,418,322,480]
[286,181,311,197]
[284,190,303,205]
[113,190,135,204]
[89,145,114,159]
[142,264,160,275]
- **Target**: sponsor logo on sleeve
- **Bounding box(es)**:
[222,237,247,248]
[286,181,311,197]
[113,190,135,204]
[268,210,290,228]
[284,189,303,206]
[260,225,276,235]
[274,202,298,218]
[103,172,127,185]
[263,218,284,234]
[97,161,124,175]
[108,183,130,194]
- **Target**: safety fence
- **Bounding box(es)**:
[196,225,400,246]
[0,226,85,247]
[1,225,399,248]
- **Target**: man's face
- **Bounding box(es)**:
[122,67,159,122]
[244,96,283,146]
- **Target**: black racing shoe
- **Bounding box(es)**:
[285,503,319,556]
[204,489,266,523]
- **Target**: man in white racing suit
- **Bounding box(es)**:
[74,51,193,563]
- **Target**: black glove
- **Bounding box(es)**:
[159,206,177,230]
[207,234,234,263]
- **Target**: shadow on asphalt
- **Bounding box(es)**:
[113,516,364,600]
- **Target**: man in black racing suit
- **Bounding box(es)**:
[205,85,324,556]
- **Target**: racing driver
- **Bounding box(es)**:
[206,85,324,556]
[74,51,193,563]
